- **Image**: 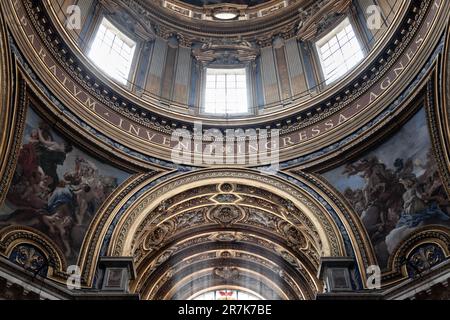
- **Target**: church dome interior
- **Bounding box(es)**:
[0,0,449,302]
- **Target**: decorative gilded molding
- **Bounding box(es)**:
[288,171,376,281]
[296,0,352,41]
[120,0,303,46]
[0,8,15,206]
[107,169,347,258]
[0,76,26,207]
[383,226,450,284]
[51,168,375,293]
[131,183,322,263]
[428,25,450,198]
[77,171,162,286]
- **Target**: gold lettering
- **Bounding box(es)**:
[84,97,97,112]
[179,140,190,151]
[393,61,405,78]
[338,113,348,125]
[415,34,424,45]
[73,85,82,98]
[380,76,391,90]
[325,120,334,131]
[117,118,124,129]
[237,143,244,155]
[128,124,140,136]
[162,137,171,147]
[194,142,202,154]
[61,74,69,88]
[248,144,258,153]
[298,131,308,141]
[48,65,58,76]
[434,0,439,9]
[405,49,415,63]
[311,126,321,137]
[146,131,156,141]
[19,15,27,27]
[369,91,379,104]
[37,47,46,60]
[27,33,35,44]
[282,136,294,147]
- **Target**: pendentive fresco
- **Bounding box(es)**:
[0,107,130,264]
[323,108,450,268]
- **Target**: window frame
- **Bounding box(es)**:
[190,288,264,300]
[314,16,365,86]
[200,65,254,117]
[87,16,140,88]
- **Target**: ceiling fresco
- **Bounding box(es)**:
[177,0,271,6]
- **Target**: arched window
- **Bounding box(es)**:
[192,289,262,300]
[316,17,364,85]
[203,68,249,115]
[88,18,136,85]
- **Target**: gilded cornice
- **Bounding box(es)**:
[0,9,18,206]
[122,0,304,45]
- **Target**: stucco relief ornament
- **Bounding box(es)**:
[145,221,175,248]
[175,209,206,229]
[214,266,240,280]
[208,206,244,226]
[407,244,445,277]
[213,232,240,242]
[278,221,307,249]
[156,250,174,265]
[12,245,47,274]
[155,200,171,214]
[246,208,278,229]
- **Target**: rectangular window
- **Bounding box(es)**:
[204,68,248,115]
[316,18,364,85]
[88,18,136,85]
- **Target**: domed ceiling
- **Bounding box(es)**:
[178,0,270,6]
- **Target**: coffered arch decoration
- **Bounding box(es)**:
[78,168,377,298]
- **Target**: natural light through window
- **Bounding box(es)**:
[204,68,248,115]
[316,18,364,85]
[192,289,261,300]
[88,18,136,85]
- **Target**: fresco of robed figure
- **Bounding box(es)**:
[322,108,450,268]
[0,107,130,264]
